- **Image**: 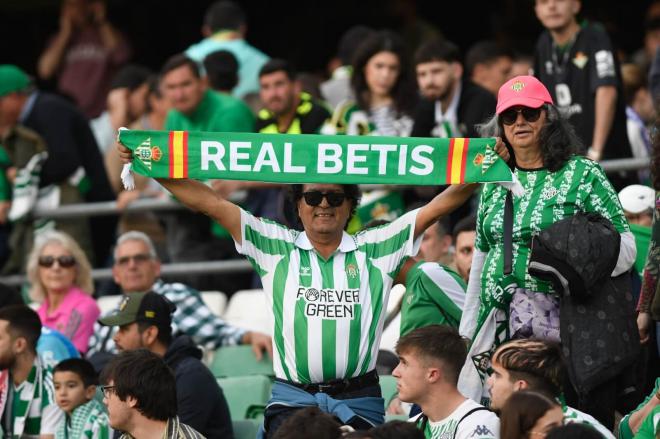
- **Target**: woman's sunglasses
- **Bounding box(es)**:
[500,107,543,125]
[302,191,347,207]
[38,255,76,268]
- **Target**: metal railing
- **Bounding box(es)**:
[0,156,650,287]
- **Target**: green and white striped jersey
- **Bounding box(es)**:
[400,260,466,336]
[236,208,420,384]
[476,156,629,294]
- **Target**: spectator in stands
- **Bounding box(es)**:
[622,64,655,164]
[452,215,476,283]
[86,231,271,360]
[0,64,116,268]
[486,339,614,438]
[272,407,342,439]
[323,30,416,137]
[465,40,513,96]
[459,76,635,419]
[499,391,563,439]
[619,184,655,277]
[321,25,374,111]
[0,305,64,437]
[91,64,152,160]
[410,39,496,227]
[533,0,635,189]
[618,377,660,438]
[99,291,233,438]
[510,53,534,78]
[53,358,112,439]
[28,230,99,354]
[117,135,492,435]
[212,59,331,226]
[393,325,499,438]
[37,0,131,118]
[418,218,454,268]
[203,49,240,94]
[185,0,269,99]
[0,286,81,366]
[158,54,254,288]
[100,349,204,439]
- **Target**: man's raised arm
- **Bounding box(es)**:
[117,143,242,244]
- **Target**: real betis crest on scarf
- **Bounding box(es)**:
[118,130,515,186]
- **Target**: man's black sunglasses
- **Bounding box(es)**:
[302,191,347,207]
[500,107,543,125]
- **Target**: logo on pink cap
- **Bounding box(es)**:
[511,81,525,92]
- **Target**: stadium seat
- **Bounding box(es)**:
[232,419,261,439]
[379,375,399,406]
[223,289,273,335]
[210,344,274,377]
[385,414,409,422]
[217,375,272,420]
[97,295,122,315]
[200,290,228,317]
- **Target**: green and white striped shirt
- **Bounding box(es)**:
[236,208,420,383]
[476,156,629,295]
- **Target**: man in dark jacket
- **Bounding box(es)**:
[409,39,495,226]
[99,291,234,439]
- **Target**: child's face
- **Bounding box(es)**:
[54,371,95,414]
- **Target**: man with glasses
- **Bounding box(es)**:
[117,126,485,436]
[487,339,614,438]
[101,349,204,439]
[86,230,272,363]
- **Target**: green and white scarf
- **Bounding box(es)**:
[118,129,521,193]
[1,359,50,438]
[55,398,111,439]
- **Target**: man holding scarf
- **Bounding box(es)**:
[118,133,511,436]
[0,305,63,438]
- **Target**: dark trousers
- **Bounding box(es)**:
[263,383,382,438]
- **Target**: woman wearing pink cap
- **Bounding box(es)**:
[458,76,636,406]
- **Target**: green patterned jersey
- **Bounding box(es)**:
[400,260,466,336]
[236,208,419,384]
[476,156,629,294]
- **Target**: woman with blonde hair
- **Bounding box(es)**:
[27,230,99,353]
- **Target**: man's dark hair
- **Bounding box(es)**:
[368,420,425,439]
[160,54,200,79]
[414,38,461,66]
[546,423,604,439]
[100,349,177,421]
[54,358,98,387]
[0,283,24,308]
[395,325,467,386]
[492,339,566,399]
[465,40,514,77]
[452,215,476,243]
[259,58,296,81]
[272,407,341,439]
[0,305,41,353]
[136,320,173,347]
[288,184,361,231]
[111,64,152,91]
[337,25,375,66]
[203,1,246,32]
[203,50,239,92]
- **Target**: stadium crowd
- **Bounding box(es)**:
[0,0,659,438]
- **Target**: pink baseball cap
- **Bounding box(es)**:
[496,75,554,114]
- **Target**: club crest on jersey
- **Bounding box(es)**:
[346,263,358,279]
[541,186,558,200]
[572,51,588,69]
[511,80,525,92]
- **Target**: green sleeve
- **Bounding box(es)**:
[220,101,256,133]
[582,161,630,233]
[633,406,660,438]
[620,378,660,439]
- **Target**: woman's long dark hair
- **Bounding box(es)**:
[478,105,583,172]
[350,30,416,116]
[499,391,560,439]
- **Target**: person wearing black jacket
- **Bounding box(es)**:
[409,40,496,226]
[99,291,234,439]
